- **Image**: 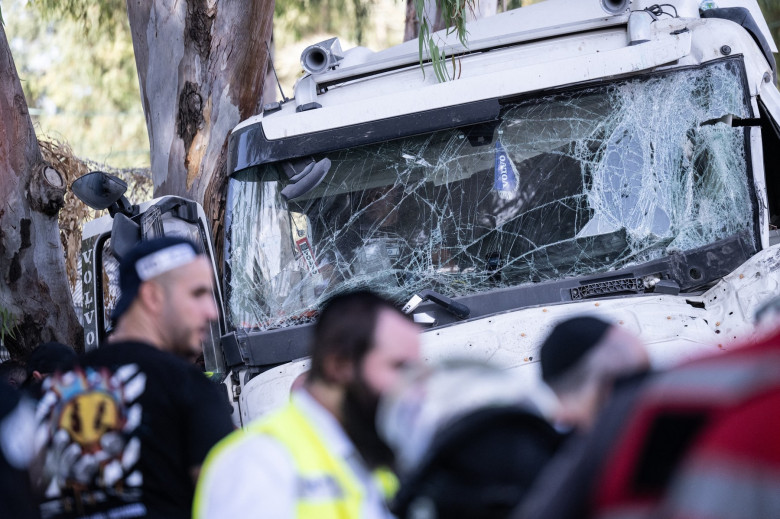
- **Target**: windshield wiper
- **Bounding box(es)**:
[402,289,470,320]
[699,114,761,127]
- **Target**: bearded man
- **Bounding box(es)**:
[194,290,421,519]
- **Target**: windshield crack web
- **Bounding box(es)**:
[228,60,753,330]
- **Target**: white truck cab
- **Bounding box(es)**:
[78,0,780,425]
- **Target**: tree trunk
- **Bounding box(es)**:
[404,0,448,41]
[126,0,274,256]
[0,23,83,358]
[404,0,421,42]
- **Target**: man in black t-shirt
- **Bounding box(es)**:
[34,237,235,519]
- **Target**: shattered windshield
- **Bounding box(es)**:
[226,59,754,330]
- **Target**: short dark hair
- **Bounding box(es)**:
[540,316,611,384]
[308,290,402,383]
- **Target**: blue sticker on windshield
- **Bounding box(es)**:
[494,141,519,200]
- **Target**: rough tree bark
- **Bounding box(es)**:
[0,23,83,358]
[126,0,274,255]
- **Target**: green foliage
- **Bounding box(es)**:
[7,0,149,167]
[502,0,524,10]
[758,0,780,34]
[272,0,404,96]
[415,0,474,82]
[27,0,126,34]
[0,307,18,345]
[8,0,406,163]
[757,0,780,87]
[275,0,377,46]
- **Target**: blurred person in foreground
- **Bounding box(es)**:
[0,359,28,389]
[513,315,651,519]
[22,341,78,399]
[194,290,421,519]
[590,297,780,519]
[33,237,235,519]
[0,379,39,518]
[540,316,650,432]
[378,360,564,519]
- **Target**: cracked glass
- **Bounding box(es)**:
[226,60,754,330]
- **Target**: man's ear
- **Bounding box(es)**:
[323,354,354,385]
[32,370,45,382]
[137,281,165,314]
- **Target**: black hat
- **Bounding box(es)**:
[111,237,200,322]
[26,342,77,377]
[540,316,611,383]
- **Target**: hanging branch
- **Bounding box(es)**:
[414,0,475,82]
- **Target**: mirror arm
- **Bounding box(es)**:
[108,196,138,218]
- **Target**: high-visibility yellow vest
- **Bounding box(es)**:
[194,401,397,519]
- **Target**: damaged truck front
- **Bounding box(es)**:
[78,0,780,425]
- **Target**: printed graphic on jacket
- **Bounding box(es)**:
[36,365,147,518]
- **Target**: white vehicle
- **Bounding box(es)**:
[76,0,780,426]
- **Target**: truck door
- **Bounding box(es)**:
[76,175,227,380]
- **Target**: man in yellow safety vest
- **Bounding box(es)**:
[194,290,421,518]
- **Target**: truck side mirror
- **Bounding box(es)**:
[281,158,332,201]
[72,171,137,217]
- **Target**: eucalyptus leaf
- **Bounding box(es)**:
[415,0,475,84]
